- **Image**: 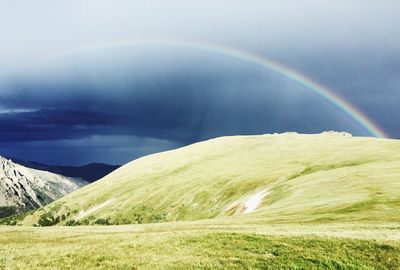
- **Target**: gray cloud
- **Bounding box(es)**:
[1,1,400,69]
[0,1,398,165]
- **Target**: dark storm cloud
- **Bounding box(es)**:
[0,50,368,147]
[0,51,392,165]
[0,109,117,141]
[0,54,222,147]
[0,48,365,149]
[0,1,399,165]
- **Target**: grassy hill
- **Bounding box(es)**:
[2,132,400,269]
[21,132,400,226]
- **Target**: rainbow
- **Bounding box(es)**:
[60,39,388,138]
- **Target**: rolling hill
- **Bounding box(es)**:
[23,132,400,227]
[0,156,87,220]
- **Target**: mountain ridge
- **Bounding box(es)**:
[5,158,120,183]
[0,156,87,219]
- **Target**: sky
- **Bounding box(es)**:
[0,1,399,165]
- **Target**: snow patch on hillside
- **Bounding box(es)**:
[77,199,114,220]
[243,189,270,214]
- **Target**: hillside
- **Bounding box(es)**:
[7,158,120,183]
[24,132,400,226]
[0,156,87,220]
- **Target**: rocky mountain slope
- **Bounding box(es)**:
[24,132,400,226]
[0,156,87,218]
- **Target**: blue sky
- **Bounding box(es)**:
[0,1,399,165]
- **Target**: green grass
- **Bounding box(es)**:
[2,133,400,269]
[1,224,399,269]
[21,133,400,226]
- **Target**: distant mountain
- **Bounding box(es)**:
[0,156,87,219]
[7,158,120,183]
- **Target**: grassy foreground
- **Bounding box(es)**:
[1,223,400,270]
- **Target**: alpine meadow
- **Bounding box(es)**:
[1,133,400,269]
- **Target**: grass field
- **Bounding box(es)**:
[1,222,400,269]
[1,133,400,269]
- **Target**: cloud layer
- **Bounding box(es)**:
[0,1,399,165]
